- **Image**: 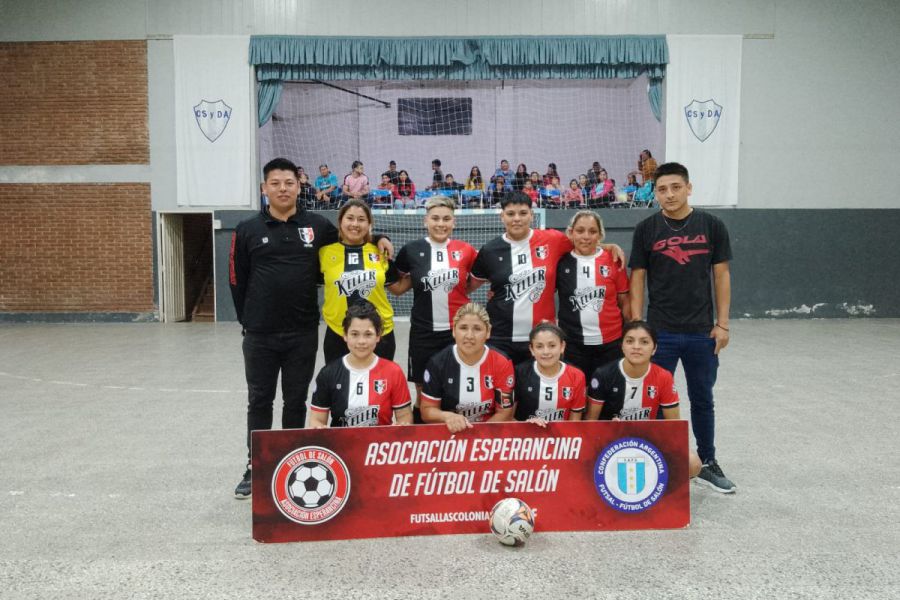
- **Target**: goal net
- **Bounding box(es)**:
[375,208,546,318]
[259,78,663,195]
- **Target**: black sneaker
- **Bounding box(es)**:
[696,459,736,494]
[234,469,252,499]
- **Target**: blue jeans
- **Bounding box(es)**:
[652,330,719,463]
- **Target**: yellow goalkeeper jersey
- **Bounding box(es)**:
[319,242,399,336]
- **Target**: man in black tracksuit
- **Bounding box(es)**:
[229,158,391,498]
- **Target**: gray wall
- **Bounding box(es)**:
[3,0,898,209]
[213,209,900,323]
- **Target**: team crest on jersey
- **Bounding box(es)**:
[504,267,547,302]
[421,268,460,293]
[367,253,381,263]
[451,250,462,261]
[271,446,351,525]
[506,375,514,388]
[562,387,572,400]
[336,270,377,297]
[534,245,549,260]
[647,386,657,399]
[374,379,387,395]
[569,286,607,312]
[599,265,610,278]
[483,375,493,389]
[298,227,315,244]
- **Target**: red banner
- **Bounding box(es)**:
[251,421,690,543]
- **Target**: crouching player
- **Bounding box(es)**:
[420,303,515,433]
[587,321,701,478]
[514,323,585,425]
[309,303,413,427]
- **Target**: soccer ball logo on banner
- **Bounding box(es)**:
[272,446,351,525]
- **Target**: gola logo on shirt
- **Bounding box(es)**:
[374,379,387,394]
[420,268,460,293]
[652,235,710,265]
[336,270,377,297]
[505,267,547,302]
[343,405,380,427]
[569,286,606,312]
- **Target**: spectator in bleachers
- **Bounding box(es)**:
[623,173,640,202]
[377,173,395,193]
[529,171,542,190]
[542,163,560,187]
[384,160,400,185]
[342,160,370,202]
[394,170,416,207]
[563,178,585,207]
[297,172,315,206]
[587,162,603,187]
[465,166,485,192]
[492,160,514,190]
[578,174,591,202]
[637,149,658,184]
[442,173,464,194]
[590,169,615,207]
[487,175,510,207]
[429,159,444,190]
[513,163,529,191]
[315,164,340,207]
[522,179,539,203]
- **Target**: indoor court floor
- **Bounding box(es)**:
[1,319,897,599]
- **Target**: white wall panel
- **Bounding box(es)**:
[0,0,146,41]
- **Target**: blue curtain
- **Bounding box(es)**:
[250,35,668,125]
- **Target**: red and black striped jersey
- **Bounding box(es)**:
[513,361,586,422]
[588,360,679,421]
[470,229,572,343]
[310,356,411,427]
[394,237,477,334]
[556,249,629,345]
[421,345,515,423]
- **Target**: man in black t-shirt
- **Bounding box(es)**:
[629,162,735,494]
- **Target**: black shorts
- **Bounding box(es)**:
[486,339,533,366]
[323,327,396,364]
[407,328,454,384]
[564,338,622,380]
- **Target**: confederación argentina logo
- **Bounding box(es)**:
[271,446,351,525]
[594,437,668,513]
[684,99,723,142]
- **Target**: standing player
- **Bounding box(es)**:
[229,158,392,499]
[469,193,623,365]
[309,304,413,428]
[420,303,515,432]
[514,323,586,423]
[556,211,631,380]
[586,321,701,478]
[320,200,404,363]
[393,196,478,423]
[629,162,734,492]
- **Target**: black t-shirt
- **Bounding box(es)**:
[629,209,731,333]
[229,210,338,332]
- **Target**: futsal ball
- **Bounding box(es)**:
[287,462,335,508]
[489,498,535,547]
